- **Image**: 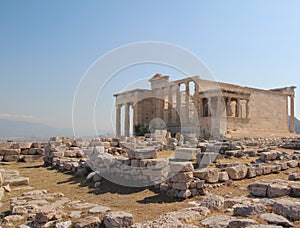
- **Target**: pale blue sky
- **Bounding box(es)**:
[1,0,299,132]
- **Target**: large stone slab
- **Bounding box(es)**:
[259,213,293,227]
[169,161,194,173]
[267,183,291,198]
[198,194,224,210]
[103,211,134,228]
[169,172,193,183]
[233,203,266,217]
[248,182,269,197]
[0,149,21,156]
[260,150,278,161]
[193,168,219,183]
[4,177,29,186]
[174,148,198,160]
[128,149,157,159]
[225,164,248,180]
[201,215,234,228]
[74,216,101,228]
[273,198,300,221]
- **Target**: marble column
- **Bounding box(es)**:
[116,104,121,137]
[160,88,164,120]
[218,97,226,117]
[185,82,190,122]
[290,95,295,133]
[246,100,250,118]
[168,86,173,124]
[124,103,130,137]
[236,98,241,117]
[207,97,212,117]
[154,89,160,118]
[133,103,138,126]
[198,98,203,118]
[176,85,181,123]
[194,83,200,118]
[226,98,232,116]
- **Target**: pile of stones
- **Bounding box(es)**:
[87,146,169,187]
[160,161,205,199]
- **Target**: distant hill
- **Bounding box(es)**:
[0,118,113,140]
[0,118,72,138]
[289,116,300,134]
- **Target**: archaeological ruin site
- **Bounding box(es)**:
[0,75,299,227]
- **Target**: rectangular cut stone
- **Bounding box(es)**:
[146,159,168,169]
[169,172,193,183]
[172,182,189,190]
[130,159,140,167]
[260,150,278,161]
[134,149,157,159]
[13,142,33,149]
[22,155,44,163]
[248,182,268,197]
[262,166,272,175]
[287,160,298,168]
[0,149,21,156]
[174,148,198,160]
[0,142,12,149]
[193,168,219,183]
[247,167,257,178]
[3,155,19,162]
[4,177,29,186]
[255,166,263,176]
[197,152,218,169]
[289,182,300,197]
[169,161,194,173]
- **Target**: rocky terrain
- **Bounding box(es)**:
[0,134,300,227]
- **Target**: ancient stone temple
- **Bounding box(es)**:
[114,74,296,138]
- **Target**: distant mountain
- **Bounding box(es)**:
[289,116,300,134]
[0,118,114,140]
[0,118,72,139]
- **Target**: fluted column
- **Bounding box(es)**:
[125,103,130,137]
[116,104,121,137]
[290,95,295,133]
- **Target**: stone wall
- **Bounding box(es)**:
[0,142,46,162]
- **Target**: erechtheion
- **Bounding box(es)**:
[114,74,296,139]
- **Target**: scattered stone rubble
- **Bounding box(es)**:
[1,134,300,227]
[0,168,29,201]
[1,189,134,227]
[1,135,297,200]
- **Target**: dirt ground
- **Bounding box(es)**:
[1,148,300,225]
[0,162,198,223]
